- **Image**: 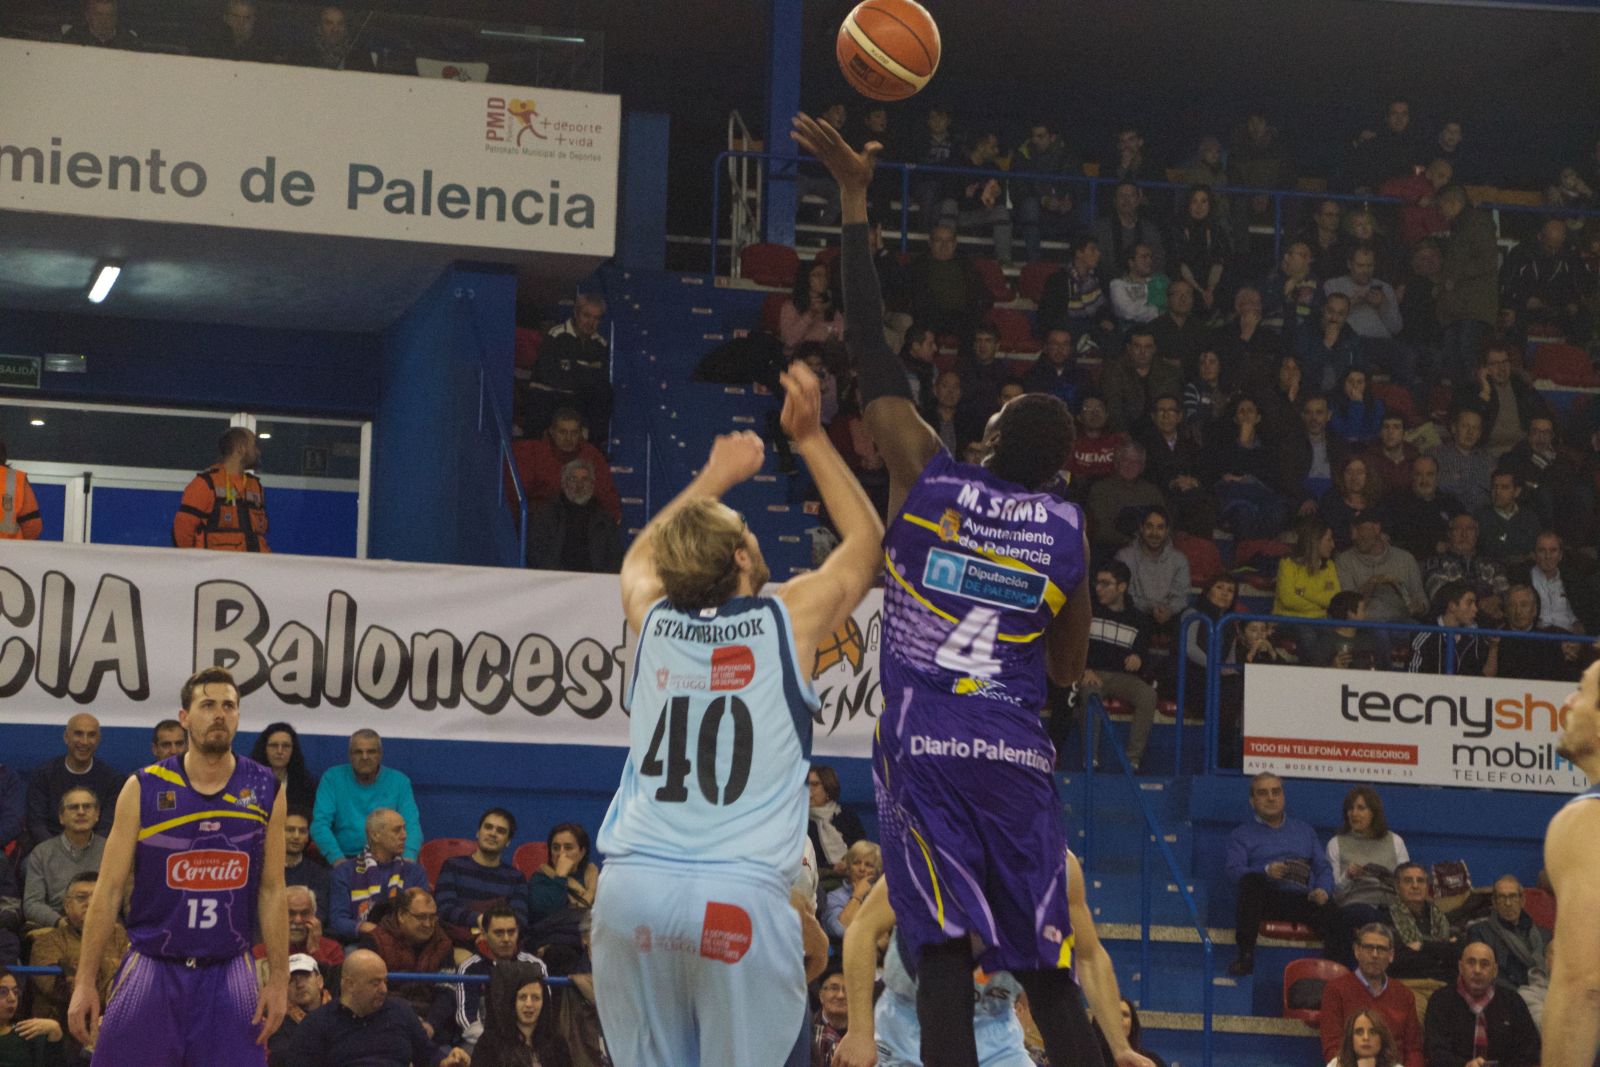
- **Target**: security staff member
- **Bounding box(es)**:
[0,439,42,540]
[173,427,270,551]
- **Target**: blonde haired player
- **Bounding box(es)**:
[592,361,881,1066]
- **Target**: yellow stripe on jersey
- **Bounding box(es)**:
[142,764,186,787]
[899,512,1067,615]
[138,808,265,840]
[885,548,1044,644]
[223,792,268,818]
[1058,931,1075,969]
[906,824,945,927]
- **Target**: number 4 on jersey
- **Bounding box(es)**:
[935,606,1002,677]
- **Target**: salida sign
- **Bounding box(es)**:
[1244,664,1586,794]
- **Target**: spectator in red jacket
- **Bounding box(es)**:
[1319,923,1425,1067]
[1380,159,1453,248]
[509,407,620,522]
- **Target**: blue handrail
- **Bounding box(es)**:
[7,963,573,986]
[1080,694,1215,1067]
[455,286,528,567]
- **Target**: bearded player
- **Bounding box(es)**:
[69,666,288,1064]
[1541,658,1600,1066]
[792,112,1098,1067]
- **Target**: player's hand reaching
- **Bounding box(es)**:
[833,1028,878,1067]
[252,975,287,1047]
[704,430,766,487]
[791,112,880,195]
[779,360,825,445]
[66,980,100,1047]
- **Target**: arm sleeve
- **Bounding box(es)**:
[1310,831,1336,896]
[23,854,60,928]
[29,930,62,1001]
[173,476,212,548]
[1224,828,1251,885]
[328,863,357,940]
[310,775,344,863]
[25,773,54,847]
[1327,838,1347,894]
[432,865,468,928]
[821,886,848,940]
[1109,279,1138,322]
[392,776,423,861]
[16,477,41,540]
[841,223,914,406]
[1318,979,1346,1060]
[1380,284,1404,334]
[1391,832,1410,867]
[1165,557,1191,614]
[1183,611,1209,666]
[0,768,23,847]
[778,302,811,350]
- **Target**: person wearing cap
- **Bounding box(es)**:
[269,952,332,1067]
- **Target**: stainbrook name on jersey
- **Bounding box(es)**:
[650,615,768,644]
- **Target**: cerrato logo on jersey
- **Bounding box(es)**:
[922,548,1047,612]
[167,849,249,891]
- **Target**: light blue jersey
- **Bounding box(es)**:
[599,594,817,883]
[876,932,1032,1067]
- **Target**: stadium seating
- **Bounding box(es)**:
[419,837,477,885]
[972,256,1016,303]
[1531,342,1600,388]
[513,840,550,877]
[740,242,800,288]
[1369,381,1418,426]
[986,307,1039,353]
[1017,260,1061,303]
[1523,885,1556,930]
[1282,957,1348,1028]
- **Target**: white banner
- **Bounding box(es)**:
[0,41,618,255]
[0,542,881,758]
[1243,663,1585,794]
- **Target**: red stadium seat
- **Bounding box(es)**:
[760,292,789,335]
[1017,261,1061,303]
[1173,531,1224,587]
[514,327,543,371]
[972,257,1016,303]
[1264,921,1321,942]
[1368,382,1416,426]
[987,308,1038,353]
[740,243,800,288]
[1523,886,1556,930]
[1282,957,1348,1027]
[814,245,841,270]
[419,837,476,886]
[1532,343,1600,388]
[512,841,550,878]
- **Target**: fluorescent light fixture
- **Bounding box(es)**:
[478,28,586,43]
[257,432,272,440]
[87,262,122,304]
[29,418,44,427]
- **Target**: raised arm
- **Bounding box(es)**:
[791,112,941,518]
[1543,799,1600,1066]
[618,430,766,633]
[68,776,140,1047]
[832,877,895,1067]
[774,362,885,667]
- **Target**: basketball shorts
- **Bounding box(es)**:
[876,991,1034,1067]
[874,688,1074,975]
[591,855,806,1067]
[94,950,263,1067]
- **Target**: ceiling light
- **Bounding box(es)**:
[29,418,44,427]
[257,432,272,439]
[87,261,122,304]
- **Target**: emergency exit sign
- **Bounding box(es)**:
[0,355,41,389]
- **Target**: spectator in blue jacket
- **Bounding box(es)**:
[1226,773,1338,975]
[312,729,422,863]
[328,809,429,942]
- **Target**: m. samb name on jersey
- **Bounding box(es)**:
[652,616,767,644]
[167,849,249,891]
[955,483,1049,524]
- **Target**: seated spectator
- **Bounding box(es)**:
[1466,876,1546,992]
[1212,286,1284,405]
[822,840,881,940]
[922,370,987,455]
[811,967,851,1065]
[939,130,1014,265]
[312,729,422,864]
[780,260,842,356]
[1421,941,1539,1067]
[1305,591,1383,671]
[1304,200,1347,282]
[1344,98,1424,194]
[202,0,275,62]
[464,962,566,1067]
[27,871,126,1033]
[1501,416,1594,545]
[1436,185,1500,387]
[1225,773,1337,975]
[1454,345,1550,460]
[1088,443,1165,555]
[328,808,429,941]
[1064,393,1127,498]
[1328,245,1418,392]
[1327,787,1410,965]
[1012,120,1082,263]
[1517,940,1553,1028]
[1397,240,1446,355]
[1169,185,1232,315]
[898,325,939,409]
[269,953,334,1067]
[1102,127,1159,185]
[1334,516,1428,636]
[1096,181,1168,281]
[0,967,64,1063]
[26,713,118,844]
[1297,294,1366,394]
[257,884,344,972]
[1490,584,1580,682]
[526,823,599,972]
[284,807,332,922]
[1339,210,1402,289]
[288,949,471,1066]
[0,764,21,852]
[1500,218,1592,343]
[1380,158,1453,248]
[510,408,621,523]
[1177,136,1231,233]
[907,104,957,238]
[249,721,320,813]
[905,225,993,339]
[1181,348,1234,444]
[1319,928,1426,1067]
[1022,328,1090,409]
[435,807,528,946]
[953,324,1007,417]
[63,0,139,48]
[1257,352,1306,440]
[1228,111,1298,237]
[1277,393,1352,515]
[1150,280,1208,371]
[23,788,106,929]
[360,887,454,1025]
[527,294,612,444]
[1183,574,1239,713]
[527,459,623,573]
[1328,368,1386,448]
[1137,395,1213,534]
[439,905,545,1054]
[1274,516,1341,623]
[1520,531,1600,634]
[1261,240,1322,338]
[1082,560,1158,772]
[1094,997,1169,1067]
[1101,328,1182,434]
[1388,863,1460,981]
[298,5,372,70]
[1423,514,1509,617]
[1328,1009,1406,1067]
[1109,243,1169,326]
[1321,455,1386,549]
[1409,580,1491,676]
[1363,416,1420,497]
[1114,505,1190,638]
[1212,396,1289,541]
[1038,236,1116,345]
[806,766,866,878]
[1475,470,1540,567]
[1390,456,1463,561]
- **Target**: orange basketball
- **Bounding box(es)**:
[836,0,940,102]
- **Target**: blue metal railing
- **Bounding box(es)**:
[712,148,1600,276]
[1079,694,1215,1067]
[456,286,528,566]
[7,964,573,986]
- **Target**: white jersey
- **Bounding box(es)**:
[599,595,817,882]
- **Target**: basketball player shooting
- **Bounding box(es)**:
[591,361,880,1067]
[68,666,288,1065]
[791,111,1102,1067]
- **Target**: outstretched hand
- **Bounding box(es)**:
[790,112,880,195]
[704,430,767,487]
[779,360,824,445]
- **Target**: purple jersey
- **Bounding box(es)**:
[127,754,277,960]
[881,449,1087,715]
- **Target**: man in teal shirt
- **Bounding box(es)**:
[311,730,422,862]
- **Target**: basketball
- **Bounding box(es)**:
[836,0,941,102]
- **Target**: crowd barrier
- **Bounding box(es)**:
[8,963,573,987]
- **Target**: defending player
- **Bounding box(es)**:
[593,361,882,1066]
[1540,658,1600,1066]
[68,665,288,1064]
[792,112,1097,1067]
[833,852,1157,1067]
